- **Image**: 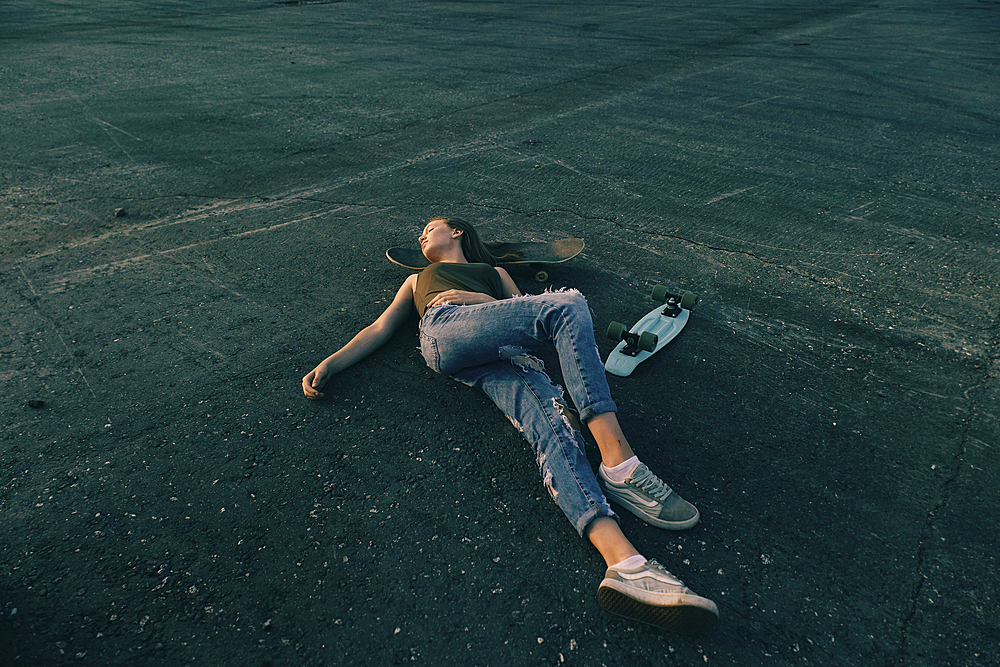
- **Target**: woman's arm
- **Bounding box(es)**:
[496,267,522,298]
[302,274,417,399]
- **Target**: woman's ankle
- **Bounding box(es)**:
[585,516,640,566]
[586,413,635,466]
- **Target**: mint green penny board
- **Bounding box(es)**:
[605,287,697,377]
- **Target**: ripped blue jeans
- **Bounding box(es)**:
[418,289,618,536]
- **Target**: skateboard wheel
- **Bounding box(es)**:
[638,331,658,352]
[534,269,549,283]
[680,291,697,310]
[607,321,627,341]
[652,285,669,302]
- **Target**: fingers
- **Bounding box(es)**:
[429,289,478,308]
[427,290,457,309]
[302,370,324,399]
[428,291,495,309]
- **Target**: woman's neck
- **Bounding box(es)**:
[427,247,468,264]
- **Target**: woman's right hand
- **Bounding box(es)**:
[300,274,418,401]
[302,364,330,399]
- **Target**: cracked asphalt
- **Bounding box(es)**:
[2,1,998,665]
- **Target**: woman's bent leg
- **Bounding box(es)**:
[449,358,617,537]
[419,290,616,422]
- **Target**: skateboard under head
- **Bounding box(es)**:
[386,237,584,282]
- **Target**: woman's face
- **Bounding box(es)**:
[418,220,462,259]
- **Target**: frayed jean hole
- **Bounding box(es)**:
[498,345,527,361]
[552,397,583,432]
[542,468,558,501]
[504,350,545,373]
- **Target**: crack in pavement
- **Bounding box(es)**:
[897,320,999,663]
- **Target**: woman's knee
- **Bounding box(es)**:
[561,290,594,326]
[547,289,589,316]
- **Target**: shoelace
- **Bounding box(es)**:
[631,465,674,502]
[646,559,685,586]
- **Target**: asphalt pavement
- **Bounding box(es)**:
[2,1,998,665]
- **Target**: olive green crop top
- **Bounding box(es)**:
[413,262,504,317]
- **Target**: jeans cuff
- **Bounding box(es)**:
[576,505,619,538]
[579,399,618,424]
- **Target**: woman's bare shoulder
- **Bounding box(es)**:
[400,273,419,297]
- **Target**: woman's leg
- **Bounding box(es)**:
[421,292,699,530]
[585,516,641,566]
[449,358,616,538]
[586,413,635,468]
[450,358,719,635]
[424,296,717,633]
[449,360,645,565]
[419,290,615,422]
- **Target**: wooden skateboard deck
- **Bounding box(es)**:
[604,287,697,377]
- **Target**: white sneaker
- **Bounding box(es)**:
[598,559,719,634]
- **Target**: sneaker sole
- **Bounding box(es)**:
[597,586,719,635]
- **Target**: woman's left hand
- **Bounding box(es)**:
[426,290,496,309]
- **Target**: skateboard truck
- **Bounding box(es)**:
[659,295,684,318]
[610,327,659,357]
